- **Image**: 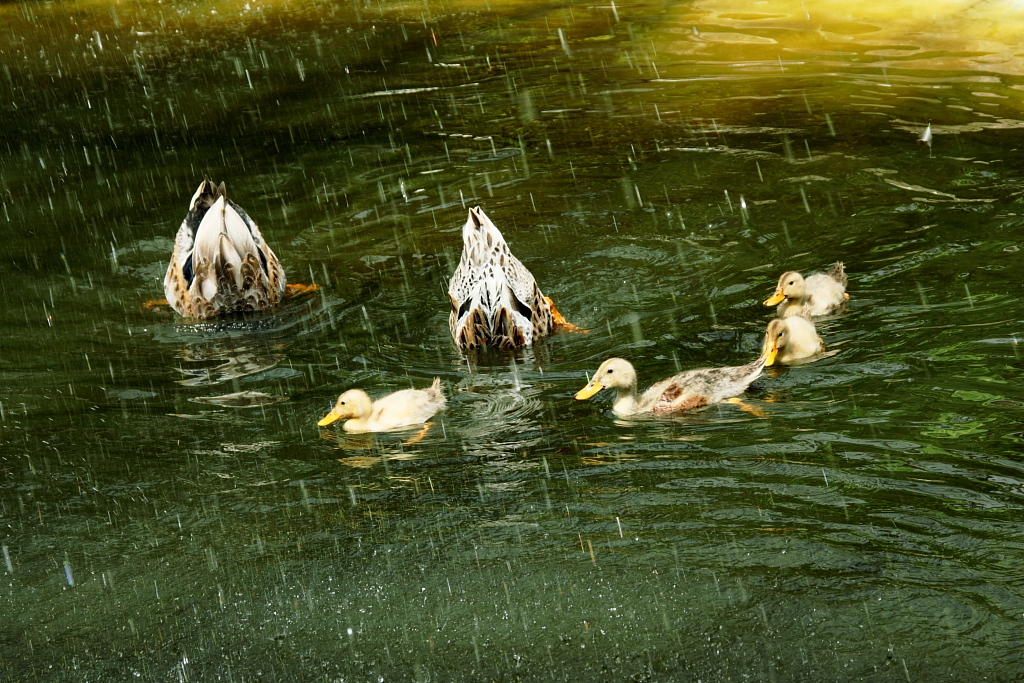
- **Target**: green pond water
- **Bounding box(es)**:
[2,0,1023,679]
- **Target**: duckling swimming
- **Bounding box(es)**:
[762,317,824,365]
[164,179,286,318]
[574,354,770,417]
[448,206,561,350]
[318,378,446,432]
[764,262,848,318]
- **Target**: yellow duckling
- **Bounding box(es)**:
[763,317,824,365]
[574,353,771,417]
[164,179,286,318]
[763,262,849,318]
[448,206,563,350]
[318,378,446,432]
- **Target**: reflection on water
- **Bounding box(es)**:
[1,0,1023,679]
[174,344,285,386]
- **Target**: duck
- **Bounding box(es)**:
[762,316,824,365]
[763,262,848,318]
[164,179,286,318]
[574,353,771,417]
[318,378,446,432]
[448,206,564,350]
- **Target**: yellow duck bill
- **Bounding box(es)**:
[763,290,786,306]
[317,409,344,427]
[764,345,779,367]
[574,379,604,400]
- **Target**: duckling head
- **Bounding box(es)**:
[764,271,805,307]
[575,358,637,400]
[761,319,785,367]
[318,389,373,426]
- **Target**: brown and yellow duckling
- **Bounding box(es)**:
[574,353,771,417]
[764,262,849,318]
[318,378,446,433]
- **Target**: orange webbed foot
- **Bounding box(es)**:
[406,422,432,445]
[285,283,321,299]
[143,299,172,313]
[545,296,588,334]
[726,397,767,418]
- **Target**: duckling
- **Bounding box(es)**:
[763,262,848,318]
[318,378,446,432]
[763,317,824,365]
[448,206,559,350]
[164,179,286,318]
[574,353,771,417]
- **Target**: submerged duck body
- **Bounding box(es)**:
[763,316,824,365]
[574,355,770,417]
[764,262,848,318]
[448,206,556,350]
[318,378,446,432]
[164,180,286,319]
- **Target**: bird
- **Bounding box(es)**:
[317,378,446,432]
[448,206,564,350]
[763,262,849,318]
[574,354,770,417]
[164,179,286,318]
[762,316,824,365]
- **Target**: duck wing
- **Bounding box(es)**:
[640,356,767,413]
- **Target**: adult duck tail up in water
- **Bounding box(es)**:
[164,179,286,319]
[448,206,575,350]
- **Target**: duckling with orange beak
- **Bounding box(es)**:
[318,379,446,432]
[764,262,849,318]
[762,317,824,365]
[575,352,771,417]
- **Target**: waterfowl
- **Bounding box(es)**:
[763,317,824,365]
[448,206,558,350]
[318,378,446,432]
[763,262,848,318]
[164,179,286,318]
[574,354,771,417]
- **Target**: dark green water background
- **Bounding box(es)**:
[2,0,1023,680]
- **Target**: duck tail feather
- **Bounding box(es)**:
[827,261,848,286]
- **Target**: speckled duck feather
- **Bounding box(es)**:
[164,180,286,319]
[639,355,768,414]
[447,206,554,350]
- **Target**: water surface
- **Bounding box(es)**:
[2,0,1023,680]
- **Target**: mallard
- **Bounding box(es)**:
[318,378,446,432]
[448,206,562,350]
[574,353,771,417]
[164,179,286,318]
[763,262,849,318]
[762,317,824,365]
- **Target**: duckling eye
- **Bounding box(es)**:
[606,368,614,374]
[340,401,346,405]
[787,280,795,285]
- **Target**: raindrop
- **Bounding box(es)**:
[63,555,74,586]
[557,28,572,58]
